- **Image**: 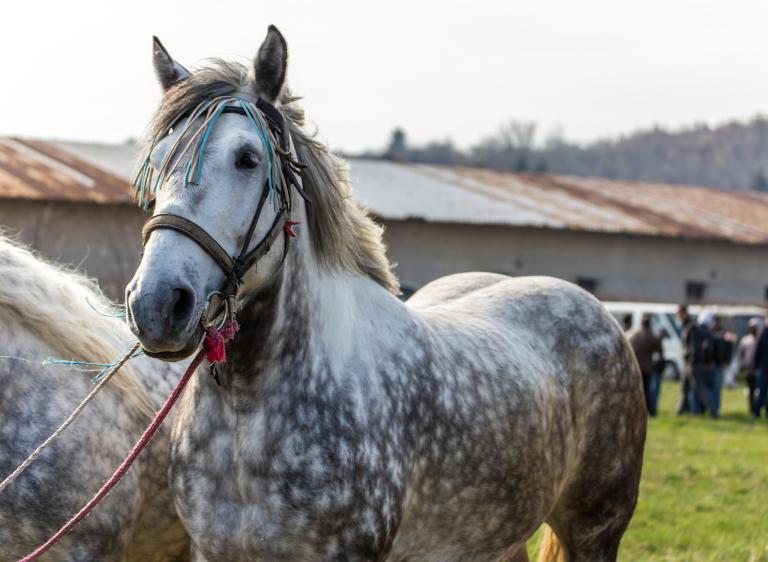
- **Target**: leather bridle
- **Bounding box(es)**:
[141,99,307,309]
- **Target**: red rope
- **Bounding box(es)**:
[17,320,239,562]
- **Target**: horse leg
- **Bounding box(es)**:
[499,546,530,562]
[542,513,626,562]
[541,452,641,562]
[540,359,646,562]
[542,452,643,561]
[191,547,210,562]
[515,551,531,562]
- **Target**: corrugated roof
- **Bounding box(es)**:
[0,138,133,204]
[3,138,768,244]
[349,160,768,244]
[52,140,138,180]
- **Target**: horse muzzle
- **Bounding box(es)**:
[126,278,205,362]
[140,325,204,361]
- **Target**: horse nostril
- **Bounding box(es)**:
[170,287,195,330]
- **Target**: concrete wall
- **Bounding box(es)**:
[0,200,146,301]
[2,202,766,306]
[380,220,768,305]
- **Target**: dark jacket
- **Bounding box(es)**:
[753,328,768,372]
[629,328,662,376]
[711,330,733,368]
[682,320,712,368]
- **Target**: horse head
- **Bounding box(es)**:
[126,26,302,360]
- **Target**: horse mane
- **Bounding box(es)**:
[139,60,399,294]
[0,235,155,418]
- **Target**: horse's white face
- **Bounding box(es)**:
[126,28,289,359]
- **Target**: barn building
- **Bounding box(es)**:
[1,136,768,305]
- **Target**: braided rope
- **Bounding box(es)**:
[17,347,205,562]
[0,342,141,495]
[17,320,239,562]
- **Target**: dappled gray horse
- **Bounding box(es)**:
[0,237,189,562]
[127,27,646,562]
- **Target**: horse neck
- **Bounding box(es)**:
[223,224,392,392]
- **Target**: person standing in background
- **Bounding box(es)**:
[677,306,717,417]
[653,327,670,415]
[709,315,732,418]
[622,313,633,333]
[751,313,768,418]
[695,310,717,417]
[630,314,663,417]
[677,306,694,415]
[737,318,760,414]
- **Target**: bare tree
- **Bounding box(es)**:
[369,115,768,190]
[498,120,537,151]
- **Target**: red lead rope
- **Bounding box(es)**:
[17,320,239,562]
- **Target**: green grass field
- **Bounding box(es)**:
[528,381,768,561]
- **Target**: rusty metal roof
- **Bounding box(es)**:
[3,138,768,245]
[349,160,768,245]
[0,138,133,205]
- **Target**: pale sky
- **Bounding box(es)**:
[3,0,768,153]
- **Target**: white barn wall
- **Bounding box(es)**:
[0,200,146,301]
[381,220,768,305]
[0,199,765,306]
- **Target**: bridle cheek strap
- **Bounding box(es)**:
[142,205,290,297]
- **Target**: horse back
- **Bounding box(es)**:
[389,273,645,560]
[409,272,644,444]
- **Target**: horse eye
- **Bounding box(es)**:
[235,149,260,170]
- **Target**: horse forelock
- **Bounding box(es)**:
[0,235,155,418]
[139,59,399,295]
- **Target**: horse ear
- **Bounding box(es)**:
[254,25,288,101]
[152,36,190,91]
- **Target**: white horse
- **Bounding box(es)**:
[127,27,646,562]
[0,237,189,561]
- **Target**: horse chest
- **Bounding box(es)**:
[170,378,407,560]
[170,396,274,558]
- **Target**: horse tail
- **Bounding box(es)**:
[536,525,564,562]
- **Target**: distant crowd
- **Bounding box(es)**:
[624,305,768,419]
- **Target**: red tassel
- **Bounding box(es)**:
[203,319,240,364]
[284,220,300,238]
